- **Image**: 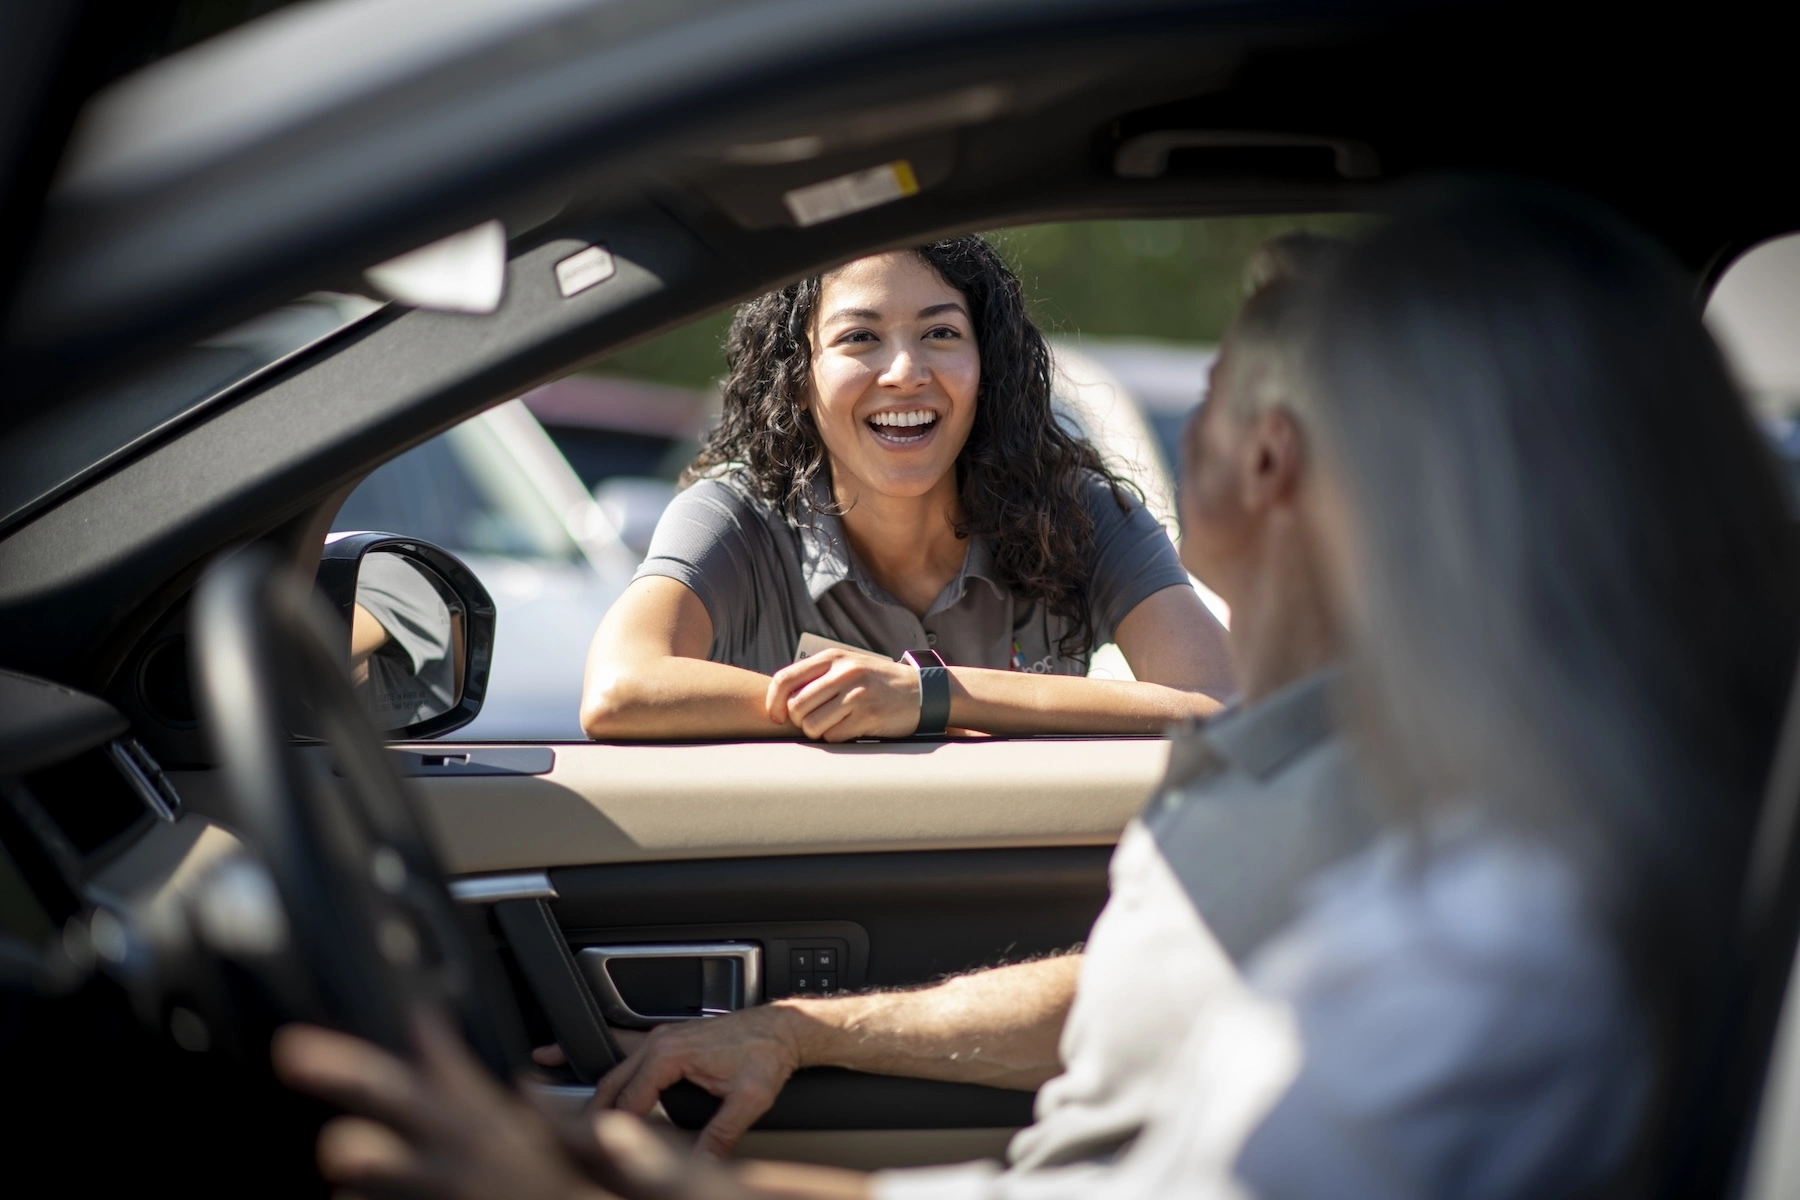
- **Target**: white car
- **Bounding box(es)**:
[1051,339,1230,636]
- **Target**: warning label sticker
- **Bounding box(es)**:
[783,160,920,227]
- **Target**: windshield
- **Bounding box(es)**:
[0,292,382,533]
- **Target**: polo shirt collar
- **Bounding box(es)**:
[794,478,1007,608]
[796,495,855,602]
[959,532,1009,603]
[1162,667,1342,790]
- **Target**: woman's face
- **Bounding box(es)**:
[805,251,981,503]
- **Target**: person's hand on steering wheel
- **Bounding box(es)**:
[275,1012,617,1200]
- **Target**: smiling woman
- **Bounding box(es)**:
[580,236,1235,742]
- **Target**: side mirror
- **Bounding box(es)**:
[316,533,496,740]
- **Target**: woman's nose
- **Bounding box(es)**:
[878,347,930,389]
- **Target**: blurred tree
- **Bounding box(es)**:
[594,214,1364,389]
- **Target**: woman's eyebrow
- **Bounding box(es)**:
[820,302,967,324]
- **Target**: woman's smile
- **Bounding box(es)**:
[866,407,941,447]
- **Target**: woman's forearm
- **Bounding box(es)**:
[581,656,791,740]
[947,668,1223,735]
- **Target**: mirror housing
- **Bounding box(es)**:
[317,532,496,740]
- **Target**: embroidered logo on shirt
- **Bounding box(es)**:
[1011,641,1056,674]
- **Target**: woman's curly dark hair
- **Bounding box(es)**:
[683,234,1131,658]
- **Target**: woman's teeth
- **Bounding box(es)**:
[868,411,938,441]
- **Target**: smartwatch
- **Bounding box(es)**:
[900,649,952,736]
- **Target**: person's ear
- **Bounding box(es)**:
[1240,408,1304,511]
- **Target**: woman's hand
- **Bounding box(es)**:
[766,649,923,741]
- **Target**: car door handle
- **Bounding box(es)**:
[575,943,763,1029]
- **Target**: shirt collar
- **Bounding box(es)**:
[1161,667,1343,791]
[796,489,855,602]
[794,478,1007,608]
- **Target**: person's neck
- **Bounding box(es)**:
[1216,519,1340,706]
[833,469,968,616]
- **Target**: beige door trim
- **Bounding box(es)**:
[414,738,1164,874]
[171,738,1167,876]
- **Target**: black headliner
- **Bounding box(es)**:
[0,0,1793,704]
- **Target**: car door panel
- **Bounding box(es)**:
[547,847,1112,987]
[529,845,1112,1162]
[170,740,1155,1168]
[531,848,1110,1165]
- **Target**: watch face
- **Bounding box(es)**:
[905,649,948,670]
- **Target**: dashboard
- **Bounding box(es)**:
[0,667,201,984]
[0,668,328,1196]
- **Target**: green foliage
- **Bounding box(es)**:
[992,214,1366,343]
[599,311,738,391]
[591,214,1366,389]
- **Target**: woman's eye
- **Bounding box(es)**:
[924,326,962,340]
[835,329,877,345]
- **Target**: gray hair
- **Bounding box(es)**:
[1222,233,1342,421]
[1306,183,1799,1024]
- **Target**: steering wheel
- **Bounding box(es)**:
[189,545,521,1074]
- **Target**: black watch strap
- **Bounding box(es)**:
[901,649,952,736]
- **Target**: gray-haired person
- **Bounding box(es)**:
[875,185,1796,1199]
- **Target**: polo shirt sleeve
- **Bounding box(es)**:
[1081,474,1192,639]
[632,477,786,664]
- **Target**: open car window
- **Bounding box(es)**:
[349,214,1357,743]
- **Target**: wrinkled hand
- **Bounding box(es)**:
[273,1014,612,1200]
[595,1005,804,1157]
[766,650,924,742]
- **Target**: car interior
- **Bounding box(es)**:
[4,1,1800,1196]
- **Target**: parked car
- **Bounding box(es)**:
[1050,338,1230,634]
[522,371,706,558]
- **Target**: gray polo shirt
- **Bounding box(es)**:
[1143,667,1377,960]
[634,468,1191,675]
[355,552,457,727]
